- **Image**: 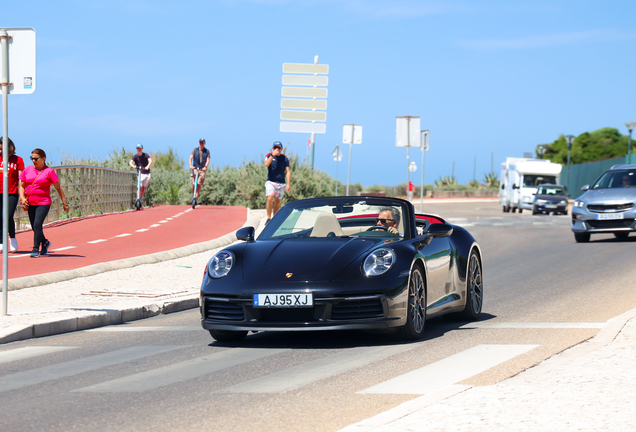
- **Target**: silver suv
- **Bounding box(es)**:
[571,164,636,242]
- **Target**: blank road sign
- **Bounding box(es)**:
[343,124,362,144]
[421,130,430,151]
[281,99,327,110]
[282,87,328,98]
[280,122,327,134]
[396,116,421,147]
[283,63,329,74]
[281,110,326,122]
[282,75,328,86]
[1,27,36,95]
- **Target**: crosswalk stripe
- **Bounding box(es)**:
[359,344,538,395]
[73,348,287,393]
[0,346,76,365]
[0,345,182,393]
[216,345,413,394]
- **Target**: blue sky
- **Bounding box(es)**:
[3,0,636,187]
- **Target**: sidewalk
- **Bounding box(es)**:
[0,209,263,344]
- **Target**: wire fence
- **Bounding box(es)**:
[14,165,136,231]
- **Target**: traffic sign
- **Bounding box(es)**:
[0,27,36,95]
[283,63,329,74]
[280,110,326,122]
[343,124,362,144]
[281,99,327,110]
[332,146,343,161]
[421,130,430,151]
[396,116,420,147]
[282,75,328,86]
[280,122,326,134]
[282,87,328,98]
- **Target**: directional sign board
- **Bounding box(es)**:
[421,130,430,151]
[0,27,36,94]
[395,116,421,147]
[280,60,328,135]
[343,124,362,144]
[281,110,326,122]
[280,122,326,134]
[332,146,343,161]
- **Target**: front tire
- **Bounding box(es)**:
[574,232,590,243]
[614,232,629,239]
[209,330,248,342]
[398,266,427,340]
[461,250,483,320]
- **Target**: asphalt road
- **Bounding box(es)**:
[1,202,635,432]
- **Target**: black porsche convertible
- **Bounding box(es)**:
[200,196,483,342]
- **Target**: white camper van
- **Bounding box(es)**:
[499,158,562,213]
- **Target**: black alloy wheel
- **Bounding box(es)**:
[461,250,483,320]
[398,265,427,340]
[209,329,248,342]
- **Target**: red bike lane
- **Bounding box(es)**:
[1,205,248,280]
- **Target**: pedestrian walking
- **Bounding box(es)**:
[129,144,152,204]
[407,180,414,201]
[188,138,210,203]
[19,148,70,258]
[264,141,291,224]
[0,137,25,252]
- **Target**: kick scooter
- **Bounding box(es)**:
[135,167,143,211]
[191,168,199,209]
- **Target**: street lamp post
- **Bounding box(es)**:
[625,122,636,164]
[565,135,575,190]
[537,145,546,159]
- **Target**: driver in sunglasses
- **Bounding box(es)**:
[376,207,400,235]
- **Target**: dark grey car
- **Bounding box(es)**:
[532,184,569,215]
[571,164,636,242]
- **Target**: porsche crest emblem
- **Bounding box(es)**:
[286,273,293,278]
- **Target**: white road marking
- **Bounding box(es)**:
[114,233,132,238]
[216,345,413,394]
[493,223,513,226]
[86,326,201,332]
[185,209,193,213]
[53,246,77,251]
[460,322,604,329]
[359,344,538,395]
[158,220,168,223]
[136,228,149,232]
[87,239,107,244]
[0,346,76,365]
[10,254,32,258]
[166,218,173,220]
[149,224,160,227]
[74,348,287,393]
[0,346,183,393]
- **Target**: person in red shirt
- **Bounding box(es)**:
[407,180,414,202]
[0,138,25,252]
[19,148,70,258]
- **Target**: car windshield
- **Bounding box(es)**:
[259,198,408,240]
[592,169,636,189]
[523,175,557,187]
[537,186,565,195]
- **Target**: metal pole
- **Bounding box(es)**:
[1,29,9,316]
[420,147,425,213]
[406,117,410,187]
[346,125,354,195]
[627,131,633,164]
[309,132,315,170]
[335,156,338,196]
[567,146,572,190]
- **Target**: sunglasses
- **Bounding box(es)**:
[376,218,395,224]
[30,157,41,161]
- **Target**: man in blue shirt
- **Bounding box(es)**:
[189,138,211,201]
[264,141,291,224]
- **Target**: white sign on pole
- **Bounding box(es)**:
[421,130,430,151]
[342,124,362,144]
[281,99,327,110]
[281,110,326,122]
[283,63,329,74]
[395,116,420,147]
[0,27,36,94]
[280,122,326,134]
[282,75,328,86]
[409,161,417,172]
[282,87,328,98]
[332,146,343,161]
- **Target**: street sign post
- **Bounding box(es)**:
[332,146,343,196]
[343,124,362,195]
[395,116,420,188]
[1,27,36,316]
[420,130,430,212]
[280,56,328,169]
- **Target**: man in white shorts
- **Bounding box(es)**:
[129,144,152,203]
[264,141,291,224]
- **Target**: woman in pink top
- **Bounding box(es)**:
[0,138,25,252]
[19,149,70,258]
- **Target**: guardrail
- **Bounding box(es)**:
[14,165,136,231]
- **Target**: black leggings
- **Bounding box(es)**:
[0,194,19,243]
[27,204,50,251]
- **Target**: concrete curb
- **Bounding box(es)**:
[0,212,261,344]
[8,213,261,291]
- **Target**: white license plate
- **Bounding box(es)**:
[253,293,313,308]
[545,204,557,208]
[596,213,624,220]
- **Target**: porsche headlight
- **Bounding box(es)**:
[208,251,234,278]
[363,248,395,277]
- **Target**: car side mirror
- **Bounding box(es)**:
[581,184,590,192]
[236,226,255,242]
[417,223,453,247]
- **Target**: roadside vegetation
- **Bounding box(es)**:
[538,127,632,164]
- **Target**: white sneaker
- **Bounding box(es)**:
[0,244,3,252]
[9,238,18,252]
